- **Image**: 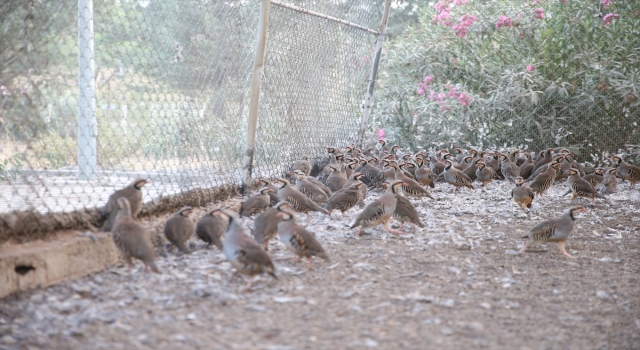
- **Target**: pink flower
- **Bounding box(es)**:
[496,15,513,29]
[438,8,451,22]
[423,75,434,84]
[417,82,426,95]
[534,8,544,19]
[601,0,610,9]
[434,1,448,13]
[449,86,460,98]
[437,92,446,101]
[452,14,476,37]
[418,88,425,95]
[429,91,438,100]
[458,93,470,106]
[602,13,619,25]
[526,65,535,72]
[454,0,467,5]
[377,129,385,140]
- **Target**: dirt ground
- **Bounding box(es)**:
[1,180,639,350]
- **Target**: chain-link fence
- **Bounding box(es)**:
[0,0,384,241]
[370,0,640,166]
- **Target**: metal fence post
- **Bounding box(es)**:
[357,0,391,149]
[78,0,97,180]
[242,0,271,194]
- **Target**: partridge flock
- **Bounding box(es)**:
[101,144,639,291]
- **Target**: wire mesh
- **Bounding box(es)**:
[0,0,384,239]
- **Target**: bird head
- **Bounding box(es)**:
[567,206,588,220]
[463,156,473,164]
[475,161,486,169]
[515,177,525,185]
[292,170,305,179]
[259,186,274,194]
[274,178,290,188]
[595,168,604,175]
[178,207,193,217]
[132,178,150,190]
[211,208,239,224]
[566,168,579,176]
[443,160,453,169]
[274,202,295,220]
[453,147,462,155]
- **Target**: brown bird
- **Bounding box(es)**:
[253,202,293,251]
[196,210,226,249]
[164,207,195,254]
[101,178,150,232]
[291,170,331,204]
[443,160,474,190]
[239,186,274,217]
[609,155,640,189]
[475,161,494,188]
[499,153,520,182]
[414,157,435,188]
[522,206,588,259]
[528,162,560,197]
[381,182,424,231]
[216,208,277,292]
[511,177,534,210]
[462,156,481,182]
[392,166,435,203]
[274,178,329,219]
[111,198,160,273]
[325,164,348,192]
[344,172,367,206]
[519,152,535,180]
[324,183,365,217]
[275,203,331,270]
[351,180,406,236]
[256,178,280,206]
[562,168,607,203]
[598,169,619,195]
[289,156,312,176]
[582,168,605,188]
[531,148,555,175]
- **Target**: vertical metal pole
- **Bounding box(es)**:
[242,0,271,193]
[357,0,391,149]
[78,0,97,180]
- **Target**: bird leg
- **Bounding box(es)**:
[244,276,254,292]
[306,213,312,221]
[521,242,530,254]
[383,220,404,235]
[398,222,404,230]
[230,271,239,281]
[557,241,575,259]
[307,257,313,271]
[144,263,149,273]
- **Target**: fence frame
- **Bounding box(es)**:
[241,0,387,192]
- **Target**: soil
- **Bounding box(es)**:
[0,180,639,350]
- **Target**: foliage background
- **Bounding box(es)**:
[372,0,639,165]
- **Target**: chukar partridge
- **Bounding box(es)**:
[101,178,150,232]
[511,177,534,210]
[324,183,365,217]
[350,181,406,236]
[609,155,640,189]
[196,210,226,249]
[562,168,606,203]
[275,203,331,270]
[274,178,329,219]
[598,169,619,195]
[111,198,160,273]
[239,186,274,217]
[253,202,292,251]
[443,160,474,190]
[215,208,277,291]
[164,207,195,254]
[522,206,587,258]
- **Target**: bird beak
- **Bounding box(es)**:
[581,208,588,213]
[276,212,283,218]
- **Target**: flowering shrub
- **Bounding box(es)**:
[372,0,639,159]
